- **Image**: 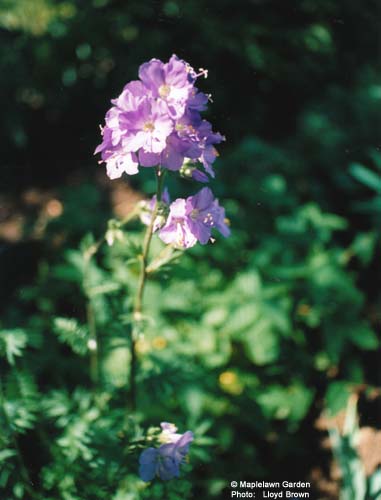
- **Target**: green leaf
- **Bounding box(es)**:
[350,163,381,192]
[0,329,27,364]
[244,319,280,365]
[287,384,314,422]
[53,318,89,355]
[257,383,313,423]
[350,232,377,265]
[0,449,17,462]
[223,303,260,335]
[325,381,352,416]
[13,482,24,499]
[349,325,379,350]
[353,196,381,213]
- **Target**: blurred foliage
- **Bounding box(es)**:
[1,0,381,498]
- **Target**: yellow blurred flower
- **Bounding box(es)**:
[219,371,244,395]
[297,303,311,316]
[152,337,167,350]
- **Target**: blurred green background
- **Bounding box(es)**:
[1,1,381,499]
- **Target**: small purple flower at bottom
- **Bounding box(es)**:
[139,429,194,482]
[160,422,182,442]
[159,187,230,248]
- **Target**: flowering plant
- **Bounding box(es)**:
[93,55,229,482]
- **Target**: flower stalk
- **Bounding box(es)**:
[129,168,166,410]
[86,302,98,386]
[93,54,230,411]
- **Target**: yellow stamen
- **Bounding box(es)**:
[143,122,154,132]
[159,84,170,98]
[190,209,200,220]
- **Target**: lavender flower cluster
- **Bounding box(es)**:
[158,186,230,248]
[139,423,194,482]
[96,54,230,248]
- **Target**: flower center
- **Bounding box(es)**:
[143,121,155,132]
[190,209,200,220]
[159,84,171,98]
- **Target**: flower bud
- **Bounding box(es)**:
[179,161,209,183]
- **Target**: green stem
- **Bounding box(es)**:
[129,168,165,410]
[83,206,142,386]
[86,302,99,386]
[82,248,100,387]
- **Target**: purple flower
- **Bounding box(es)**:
[187,88,209,112]
[187,187,230,243]
[159,422,183,443]
[171,430,193,462]
[196,121,225,177]
[95,55,224,181]
[120,98,173,154]
[139,446,176,481]
[104,152,139,179]
[158,198,198,248]
[161,133,198,170]
[95,84,144,155]
[139,55,194,118]
[139,426,194,482]
[159,187,230,248]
